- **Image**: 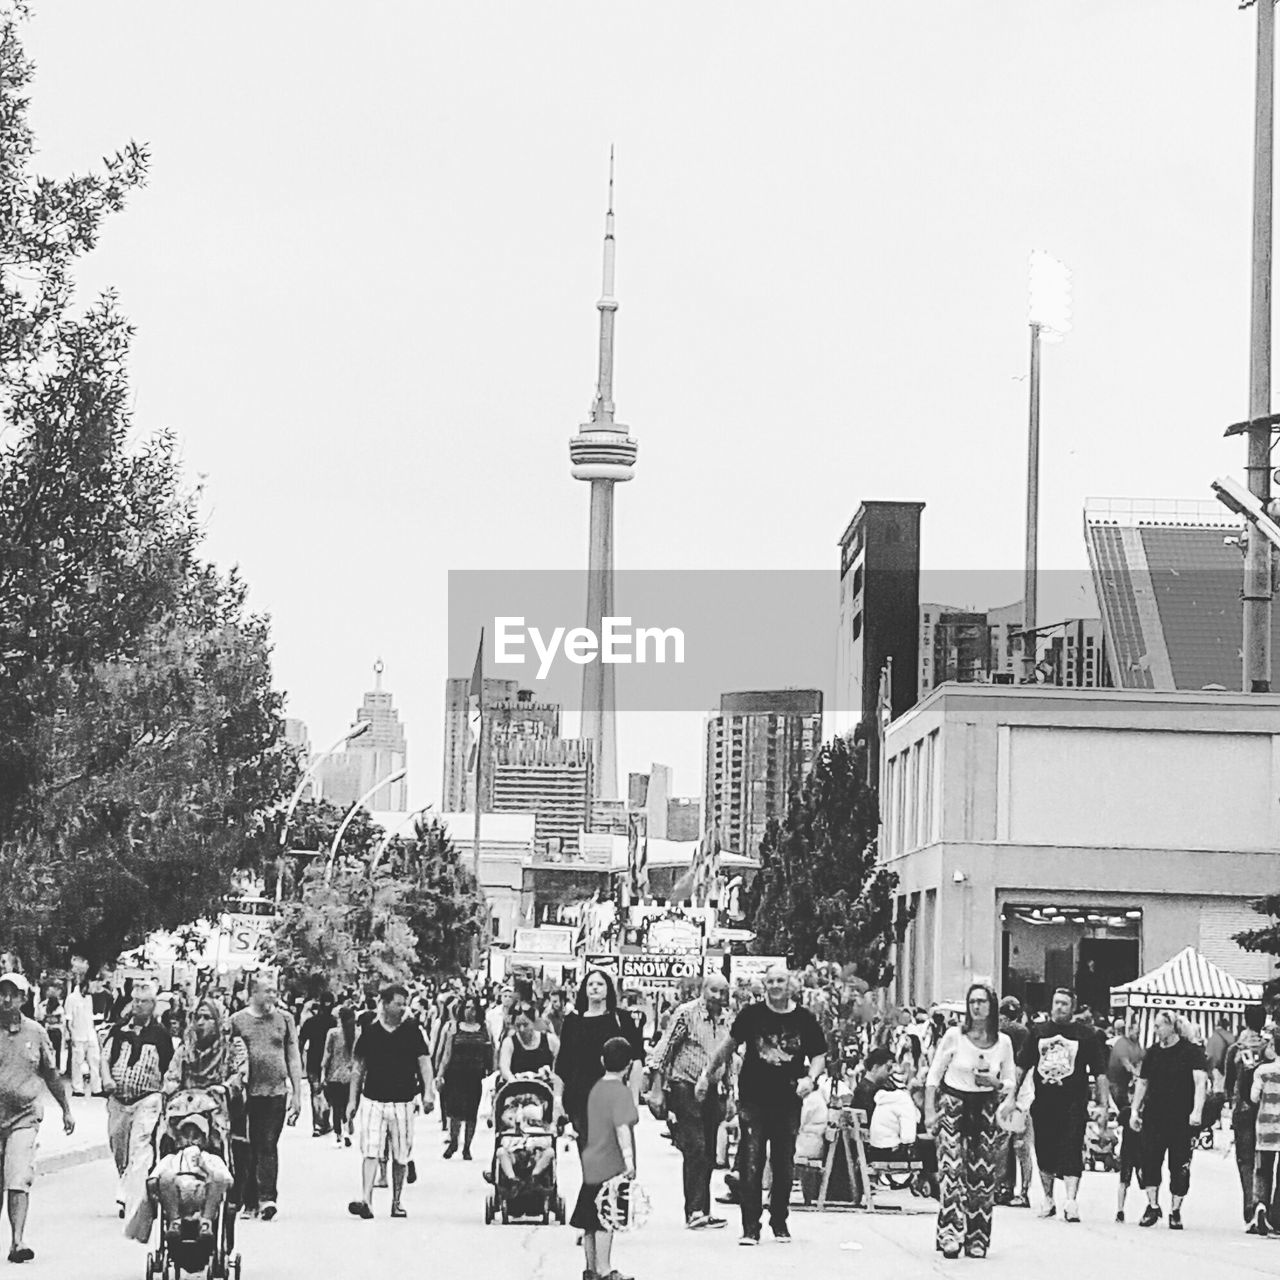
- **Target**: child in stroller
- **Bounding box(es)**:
[1083,1104,1120,1173]
[484,1078,565,1225]
[143,1088,240,1280]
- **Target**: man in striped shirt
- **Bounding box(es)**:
[646,975,731,1229]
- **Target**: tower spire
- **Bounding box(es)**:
[592,145,618,425]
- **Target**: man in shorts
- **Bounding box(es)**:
[347,983,434,1219]
[0,973,75,1264]
[1015,987,1110,1223]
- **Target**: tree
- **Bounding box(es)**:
[742,735,909,985]
[1235,894,1280,998]
[0,13,292,967]
[391,817,483,975]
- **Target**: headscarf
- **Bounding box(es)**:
[180,998,235,1089]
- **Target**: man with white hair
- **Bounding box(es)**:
[102,982,173,1218]
[697,963,826,1246]
[647,974,732,1229]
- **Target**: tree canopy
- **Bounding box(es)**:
[1235,894,1280,998]
[0,13,293,967]
[742,735,909,985]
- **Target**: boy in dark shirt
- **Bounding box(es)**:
[570,1036,638,1280]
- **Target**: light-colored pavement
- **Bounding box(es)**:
[33,1090,111,1174]
[14,1109,1280,1278]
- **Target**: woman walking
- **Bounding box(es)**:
[436,995,492,1159]
[498,1003,560,1083]
[925,982,1016,1259]
[321,1005,358,1147]
[554,970,643,1153]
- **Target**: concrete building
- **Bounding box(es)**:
[627,764,672,838]
[491,737,594,854]
[435,811,537,946]
[666,797,701,841]
[704,690,822,860]
[835,501,926,775]
[882,685,1280,1014]
[283,719,314,800]
[441,680,561,812]
[569,157,637,801]
[315,662,408,811]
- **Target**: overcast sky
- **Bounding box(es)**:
[23,2,1263,802]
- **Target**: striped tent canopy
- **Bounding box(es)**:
[1110,946,1264,1045]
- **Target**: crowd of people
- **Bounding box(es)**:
[1,948,1279,1274]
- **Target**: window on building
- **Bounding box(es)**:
[852,565,864,597]
[852,612,863,640]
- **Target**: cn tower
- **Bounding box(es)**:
[569,149,637,801]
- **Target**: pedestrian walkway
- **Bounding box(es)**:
[34,1088,110,1175]
[21,1107,1280,1279]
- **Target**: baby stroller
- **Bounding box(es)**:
[145,1089,241,1280]
[484,1077,565,1226]
[1083,1107,1120,1174]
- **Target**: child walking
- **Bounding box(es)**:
[571,1036,638,1280]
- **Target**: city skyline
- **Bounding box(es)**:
[22,3,1267,804]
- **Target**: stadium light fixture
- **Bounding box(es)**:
[1212,475,1280,551]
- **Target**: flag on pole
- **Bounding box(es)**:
[877,656,894,738]
[637,818,648,899]
[626,812,641,900]
[465,629,485,773]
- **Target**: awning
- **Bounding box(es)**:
[1110,945,1263,1013]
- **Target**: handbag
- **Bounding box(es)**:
[996,1100,1027,1135]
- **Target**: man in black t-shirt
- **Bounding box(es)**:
[346,983,434,1220]
[299,998,336,1137]
[697,963,826,1245]
[1130,1011,1207,1230]
[1015,987,1109,1223]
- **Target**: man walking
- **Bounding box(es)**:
[1107,1012,1144,1223]
[298,996,336,1136]
[230,974,302,1221]
[64,978,101,1097]
[346,983,434,1220]
[647,975,731,1229]
[1130,1011,1207,1229]
[697,963,826,1246]
[0,974,74,1264]
[1015,987,1110,1223]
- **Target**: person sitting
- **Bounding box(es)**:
[147,1115,232,1249]
[494,1090,555,1185]
[795,1077,830,1204]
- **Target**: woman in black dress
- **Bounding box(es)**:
[553,970,643,1152]
[436,994,493,1160]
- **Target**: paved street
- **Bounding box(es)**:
[17,1099,1280,1279]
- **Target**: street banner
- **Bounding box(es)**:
[730,955,787,985]
[586,952,710,986]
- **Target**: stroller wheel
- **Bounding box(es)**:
[501,1199,510,1225]
[146,1252,157,1280]
[231,1254,242,1280]
[484,1194,494,1225]
[556,1195,566,1224]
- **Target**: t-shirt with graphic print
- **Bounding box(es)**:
[730,1001,827,1109]
[1016,1020,1105,1105]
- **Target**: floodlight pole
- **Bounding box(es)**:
[1245,0,1276,693]
[1022,322,1043,683]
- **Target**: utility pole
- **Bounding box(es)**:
[1245,0,1276,693]
[1023,324,1043,684]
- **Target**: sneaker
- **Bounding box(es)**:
[739,1232,759,1246]
[1063,1201,1080,1223]
[1139,1205,1162,1228]
[772,1226,792,1243]
[1252,1206,1270,1236]
[705,1215,728,1228]
[259,1202,278,1222]
[965,1245,987,1259]
[1010,1195,1029,1208]
[716,1193,739,1205]
[687,1212,711,1229]
[1168,1210,1182,1231]
[1115,1210,1125,1223]
[347,1201,374,1220]
[1037,1203,1056,1220]
[390,1204,407,1219]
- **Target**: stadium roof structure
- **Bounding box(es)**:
[1082,497,1280,692]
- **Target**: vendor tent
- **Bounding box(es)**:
[1110,946,1263,1044]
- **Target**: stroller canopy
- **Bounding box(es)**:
[1110,946,1264,1044]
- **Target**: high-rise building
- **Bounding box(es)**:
[626,764,672,838]
[666,797,701,841]
[283,718,314,800]
[835,502,926,779]
[919,602,1104,695]
[315,661,408,811]
[441,680,560,812]
[704,690,822,858]
[490,737,594,854]
[569,154,637,802]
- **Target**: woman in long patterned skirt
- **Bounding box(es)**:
[924,982,1016,1259]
